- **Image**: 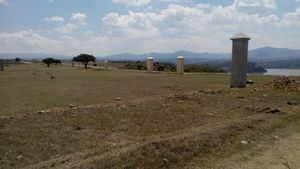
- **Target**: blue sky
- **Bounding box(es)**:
[0,0,300,56]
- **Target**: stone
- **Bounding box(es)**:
[176,56,184,75]
[69,104,79,108]
[0,59,4,71]
[114,97,122,101]
[246,80,254,84]
[16,155,23,160]
[230,33,251,88]
[147,57,154,73]
[241,140,248,144]
[287,101,297,105]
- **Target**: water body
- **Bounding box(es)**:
[263,69,300,76]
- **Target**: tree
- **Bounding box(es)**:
[53,59,62,65]
[15,58,21,62]
[42,58,55,67]
[73,54,96,69]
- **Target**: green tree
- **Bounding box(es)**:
[42,58,55,67]
[73,54,96,69]
[53,59,62,65]
[15,58,21,62]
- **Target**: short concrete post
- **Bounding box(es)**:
[147,57,154,73]
[0,59,4,71]
[230,33,251,88]
[176,56,184,75]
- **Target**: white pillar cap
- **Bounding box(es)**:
[231,32,251,40]
[177,56,184,59]
[147,57,154,60]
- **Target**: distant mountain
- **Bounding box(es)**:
[101,47,300,63]
[249,47,300,61]
[0,53,72,60]
[1,47,300,68]
[101,50,229,63]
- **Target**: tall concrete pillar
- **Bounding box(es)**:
[0,59,4,71]
[230,33,251,88]
[176,56,184,75]
[147,57,154,73]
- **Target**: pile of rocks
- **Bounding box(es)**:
[264,76,300,90]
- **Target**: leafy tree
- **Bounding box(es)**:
[73,54,96,69]
[15,58,21,62]
[53,59,62,65]
[42,58,55,67]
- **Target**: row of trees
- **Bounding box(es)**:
[42,54,96,69]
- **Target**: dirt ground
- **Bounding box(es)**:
[0,64,299,169]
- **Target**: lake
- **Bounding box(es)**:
[263,69,300,76]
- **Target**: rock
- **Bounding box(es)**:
[264,76,300,90]
[241,140,248,144]
[114,97,122,101]
[75,126,82,130]
[50,76,55,79]
[273,136,279,140]
[268,108,281,114]
[246,80,254,84]
[287,101,297,106]
[16,155,23,160]
[36,110,47,114]
[69,104,78,108]
[207,113,214,116]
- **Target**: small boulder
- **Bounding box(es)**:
[114,97,122,101]
[241,140,248,145]
[246,80,254,84]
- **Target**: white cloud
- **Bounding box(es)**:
[233,0,277,14]
[280,7,300,26]
[0,0,9,5]
[71,13,87,25]
[83,31,94,36]
[234,0,277,9]
[54,23,78,33]
[44,16,64,22]
[102,11,160,39]
[112,0,151,7]
[0,30,63,54]
[1,0,299,56]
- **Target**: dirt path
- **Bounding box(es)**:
[208,119,300,169]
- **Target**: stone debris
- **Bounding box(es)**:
[273,136,279,140]
[16,155,23,160]
[287,101,298,106]
[264,76,300,90]
[36,110,50,114]
[114,97,122,101]
[247,107,286,115]
[246,80,254,84]
[241,140,248,144]
[69,104,79,108]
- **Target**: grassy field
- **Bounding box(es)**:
[0,64,300,169]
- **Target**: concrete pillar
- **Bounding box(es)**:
[147,57,154,73]
[230,33,251,88]
[176,56,184,75]
[0,59,4,71]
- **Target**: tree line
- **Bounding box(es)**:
[42,53,96,69]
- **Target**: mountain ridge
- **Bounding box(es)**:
[1,47,300,62]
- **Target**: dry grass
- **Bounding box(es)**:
[0,64,299,169]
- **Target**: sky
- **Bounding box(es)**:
[0,0,300,56]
